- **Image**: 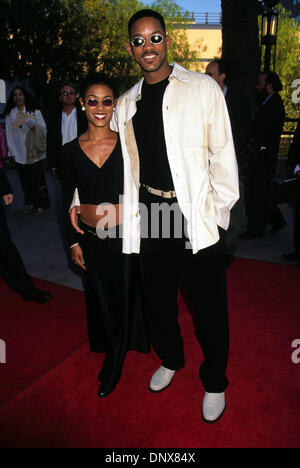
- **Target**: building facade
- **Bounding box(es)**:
[176,12,222,72]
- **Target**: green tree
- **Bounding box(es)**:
[0,0,199,100]
[273,4,300,123]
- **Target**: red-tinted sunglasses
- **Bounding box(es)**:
[84,98,113,107]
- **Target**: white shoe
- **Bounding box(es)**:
[149,366,175,393]
[202,392,226,423]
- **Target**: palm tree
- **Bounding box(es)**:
[221,0,260,118]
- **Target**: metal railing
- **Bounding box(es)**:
[181,12,222,25]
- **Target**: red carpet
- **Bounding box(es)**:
[0,278,87,408]
[0,258,300,448]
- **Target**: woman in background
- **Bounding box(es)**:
[0,125,8,170]
[5,86,50,215]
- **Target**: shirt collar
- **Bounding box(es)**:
[62,106,77,117]
[262,94,272,106]
[129,62,190,103]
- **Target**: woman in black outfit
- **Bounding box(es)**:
[60,74,149,398]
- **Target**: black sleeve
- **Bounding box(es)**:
[0,169,13,198]
[59,145,79,247]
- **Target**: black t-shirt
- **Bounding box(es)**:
[133,76,175,191]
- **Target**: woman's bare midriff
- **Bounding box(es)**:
[79,204,122,229]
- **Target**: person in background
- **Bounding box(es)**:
[46,82,87,178]
[0,125,8,170]
[240,71,286,239]
[45,82,87,260]
[206,59,250,266]
[4,86,50,216]
[283,120,300,263]
[0,167,52,303]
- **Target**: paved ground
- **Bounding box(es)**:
[3,165,298,293]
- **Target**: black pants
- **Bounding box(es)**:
[0,202,36,296]
[15,160,50,209]
[140,188,229,393]
[245,147,284,235]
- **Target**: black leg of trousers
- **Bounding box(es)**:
[80,235,125,388]
[0,205,36,296]
[181,231,229,393]
[141,243,185,371]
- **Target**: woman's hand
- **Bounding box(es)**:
[69,206,84,235]
[2,193,13,205]
[71,245,86,270]
[24,119,36,129]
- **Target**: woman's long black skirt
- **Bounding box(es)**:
[79,222,150,388]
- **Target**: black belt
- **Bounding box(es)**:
[78,219,121,240]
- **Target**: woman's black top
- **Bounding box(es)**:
[60,136,123,246]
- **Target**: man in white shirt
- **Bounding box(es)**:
[46,82,87,178]
[71,9,239,423]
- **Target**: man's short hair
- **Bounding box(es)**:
[265,71,283,92]
[128,9,166,36]
[57,82,77,98]
[210,59,228,76]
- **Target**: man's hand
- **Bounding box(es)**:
[69,206,84,235]
[2,194,13,205]
[71,245,86,270]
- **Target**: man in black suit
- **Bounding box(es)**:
[240,71,286,239]
[283,120,300,262]
[206,59,251,264]
[0,168,52,302]
[45,82,87,258]
[46,82,87,177]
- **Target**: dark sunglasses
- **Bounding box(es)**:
[130,34,164,48]
[62,90,75,96]
[84,98,114,108]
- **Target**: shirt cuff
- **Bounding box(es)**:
[69,188,80,211]
[70,243,79,249]
[294,164,300,174]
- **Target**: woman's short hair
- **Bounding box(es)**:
[79,73,117,99]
